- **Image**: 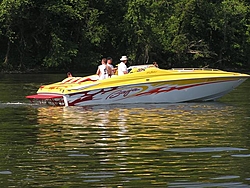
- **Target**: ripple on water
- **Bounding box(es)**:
[165,147,248,153]
[168,181,250,188]
[0,171,12,175]
[79,171,116,182]
[68,154,89,157]
[231,154,250,157]
[211,175,240,180]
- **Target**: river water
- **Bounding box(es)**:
[0,73,250,187]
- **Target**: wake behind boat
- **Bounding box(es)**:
[26,65,250,106]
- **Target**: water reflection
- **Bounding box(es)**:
[37,102,236,124]
[21,102,250,187]
[36,102,244,151]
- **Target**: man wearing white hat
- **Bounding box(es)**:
[118,56,128,76]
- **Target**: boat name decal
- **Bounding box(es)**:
[106,88,140,99]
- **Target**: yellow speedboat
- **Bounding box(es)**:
[26,65,249,106]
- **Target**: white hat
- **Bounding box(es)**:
[120,56,128,61]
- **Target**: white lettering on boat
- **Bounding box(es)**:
[106,88,140,99]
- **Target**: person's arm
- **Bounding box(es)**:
[123,65,128,74]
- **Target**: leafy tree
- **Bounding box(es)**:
[0,0,107,71]
[209,0,250,68]
[124,0,173,65]
[0,0,36,70]
[0,0,249,72]
[41,0,107,70]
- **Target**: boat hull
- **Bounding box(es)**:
[64,77,247,106]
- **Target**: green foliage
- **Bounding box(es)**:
[208,0,250,68]
[0,0,249,72]
[43,33,78,68]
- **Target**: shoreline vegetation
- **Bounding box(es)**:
[0,0,250,73]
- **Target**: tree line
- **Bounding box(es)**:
[0,0,249,73]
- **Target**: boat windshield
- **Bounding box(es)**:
[127,64,155,73]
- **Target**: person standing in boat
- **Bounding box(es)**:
[107,57,116,76]
[96,58,112,80]
[118,56,128,76]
